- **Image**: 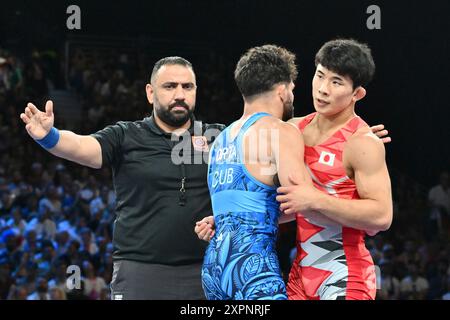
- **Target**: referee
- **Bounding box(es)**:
[20,57,224,299]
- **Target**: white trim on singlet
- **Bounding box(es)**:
[306,165,351,196]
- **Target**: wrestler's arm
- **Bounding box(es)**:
[279,132,393,232]
[273,121,311,224]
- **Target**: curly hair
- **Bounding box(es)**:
[234,45,297,99]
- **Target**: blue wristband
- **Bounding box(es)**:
[36,127,60,149]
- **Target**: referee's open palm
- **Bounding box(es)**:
[20,100,55,140]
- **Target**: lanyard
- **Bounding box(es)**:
[179,163,186,206]
[157,120,204,207]
[161,133,187,207]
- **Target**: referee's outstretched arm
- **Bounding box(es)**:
[20,100,103,169]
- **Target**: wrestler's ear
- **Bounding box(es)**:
[276,83,289,101]
[146,84,154,104]
[273,83,282,96]
[353,86,366,102]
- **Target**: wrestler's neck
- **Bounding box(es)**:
[315,104,356,133]
[154,114,191,134]
[242,94,283,120]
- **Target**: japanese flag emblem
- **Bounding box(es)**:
[318,151,335,166]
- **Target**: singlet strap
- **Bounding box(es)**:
[236,112,272,163]
[240,112,271,133]
[298,112,317,132]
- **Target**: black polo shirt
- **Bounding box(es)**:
[91,115,224,265]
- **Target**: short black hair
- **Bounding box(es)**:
[315,39,375,89]
[150,56,194,83]
[234,45,297,99]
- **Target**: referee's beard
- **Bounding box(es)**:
[154,99,195,128]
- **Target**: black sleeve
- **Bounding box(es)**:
[90,122,127,167]
[204,123,226,145]
[209,123,226,131]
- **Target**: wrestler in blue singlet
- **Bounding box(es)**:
[201,112,287,300]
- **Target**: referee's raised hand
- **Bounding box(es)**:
[20,100,54,140]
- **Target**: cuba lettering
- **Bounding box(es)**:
[212,168,234,188]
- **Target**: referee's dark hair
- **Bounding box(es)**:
[150,56,194,84]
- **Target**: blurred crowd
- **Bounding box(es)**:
[0,46,448,300]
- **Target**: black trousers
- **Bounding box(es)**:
[110,260,205,300]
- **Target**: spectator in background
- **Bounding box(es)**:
[48,260,69,293]
[0,259,14,299]
[26,209,57,240]
[397,240,422,270]
[427,259,449,299]
[27,276,50,300]
[0,229,22,268]
[34,240,55,277]
[22,194,39,221]
[0,56,11,95]
[89,185,112,219]
[367,236,386,264]
[26,53,48,100]
[12,263,29,289]
[400,264,429,300]
[380,243,396,266]
[22,230,39,254]
[79,227,98,257]
[6,56,24,96]
[378,262,401,300]
[64,239,82,267]
[53,230,71,256]
[28,162,44,189]
[6,206,27,236]
[49,286,66,300]
[7,284,28,300]
[38,185,62,218]
[82,260,107,300]
[61,180,80,216]
[427,171,450,238]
